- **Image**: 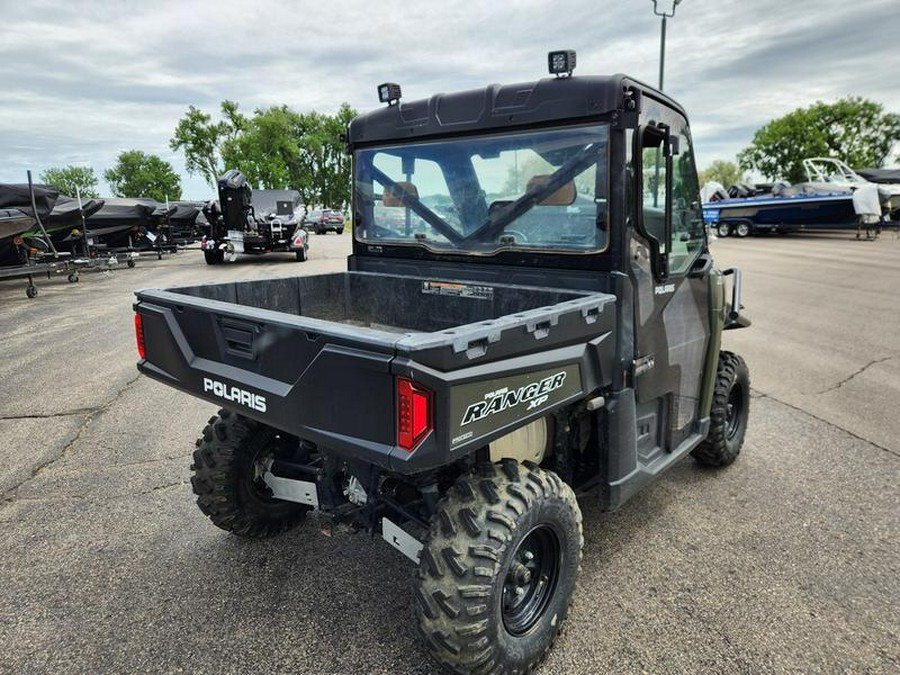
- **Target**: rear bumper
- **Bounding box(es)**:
[135,279,616,476]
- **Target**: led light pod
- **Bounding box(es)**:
[548,50,576,77]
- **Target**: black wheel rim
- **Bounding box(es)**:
[725,383,744,440]
[502,525,561,637]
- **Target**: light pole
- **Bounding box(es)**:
[651,0,682,91]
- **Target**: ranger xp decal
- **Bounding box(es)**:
[461,371,567,426]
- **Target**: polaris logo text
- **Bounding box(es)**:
[461,372,566,426]
[654,283,675,296]
[203,378,267,413]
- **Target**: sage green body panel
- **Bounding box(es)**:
[699,269,726,418]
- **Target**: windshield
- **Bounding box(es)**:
[354,124,609,254]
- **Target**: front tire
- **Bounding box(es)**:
[295,247,307,262]
[417,460,583,674]
[191,409,310,537]
[692,351,750,467]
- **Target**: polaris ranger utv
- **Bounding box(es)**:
[134,51,750,674]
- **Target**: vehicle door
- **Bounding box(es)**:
[630,106,710,451]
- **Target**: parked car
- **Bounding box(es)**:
[304,208,344,234]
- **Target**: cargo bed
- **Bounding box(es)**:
[167,271,592,332]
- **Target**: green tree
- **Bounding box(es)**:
[39,165,100,198]
[169,100,245,188]
[222,103,358,211]
[221,105,299,191]
[172,100,357,209]
[104,151,182,201]
[738,97,900,183]
[698,160,746,187]
[316,103,357,211]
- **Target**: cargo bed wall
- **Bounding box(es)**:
[170,272,592,334]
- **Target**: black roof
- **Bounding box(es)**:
[348,74,683,146]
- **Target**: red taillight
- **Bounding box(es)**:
[397,377,432,451]
[134,313,145,359]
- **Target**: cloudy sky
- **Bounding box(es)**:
[3,0,898,199]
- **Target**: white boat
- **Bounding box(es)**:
[803,157,900,214]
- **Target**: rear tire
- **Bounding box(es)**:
[336,228,344,235]
[692,351,750,467]
[204,249,224,265]
[191,409,310,537]
[734,222,751,238]
[716,223,731,237]
[416,460,583,675]
[295,248,307,262]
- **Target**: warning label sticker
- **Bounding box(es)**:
[421,281,493,301]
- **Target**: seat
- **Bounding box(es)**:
[525,175,576,205]
[383,181,419,207]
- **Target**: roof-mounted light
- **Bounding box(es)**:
[548,50,576,77]
[377,82,402,106]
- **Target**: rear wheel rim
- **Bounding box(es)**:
[502,525,561,636]
[725,383,744,440]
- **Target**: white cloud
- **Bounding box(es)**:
[1,0,898,197]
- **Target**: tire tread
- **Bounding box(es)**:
[692,351,750,467]
[416,462,583,674]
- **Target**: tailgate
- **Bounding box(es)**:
[135,289,401,466]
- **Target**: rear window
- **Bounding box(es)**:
[354,123,610,255]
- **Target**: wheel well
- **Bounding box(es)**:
[543,401,600,489]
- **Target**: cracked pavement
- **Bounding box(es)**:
[816,355,896,395]
[0,233,897,674]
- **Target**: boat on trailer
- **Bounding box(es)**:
[703,184,857,237]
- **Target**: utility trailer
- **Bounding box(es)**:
[134,52,751,674]
[0,258,78,298]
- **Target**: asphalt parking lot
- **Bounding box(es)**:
[1,231,897,674]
